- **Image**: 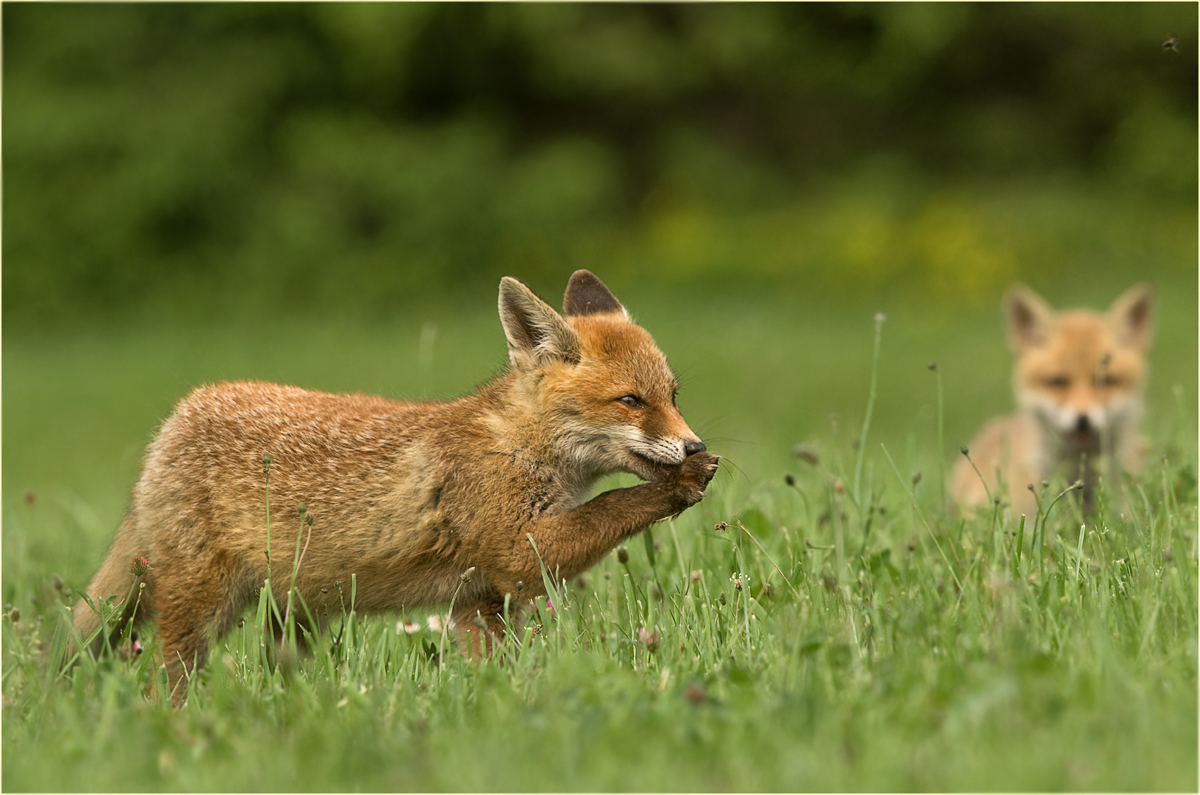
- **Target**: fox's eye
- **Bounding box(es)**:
[617,395,643,409]
[1043,375,1070,389]
[1099,374,1123,388]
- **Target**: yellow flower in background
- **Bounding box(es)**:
[910,197,1017,301]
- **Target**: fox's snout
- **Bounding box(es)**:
[1048,403,1108,450]
[1027,378,1123,445]
[638,407,706,466]
[1046,392,1109,431]
[624,423,704,476]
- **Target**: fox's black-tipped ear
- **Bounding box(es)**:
[1108,283,1154,350]
[1004,283,1055,351]
[563,270,627,318]
[499,277,582,368]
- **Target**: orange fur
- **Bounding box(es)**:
[951,283,1153,517]
[74,271,718,703]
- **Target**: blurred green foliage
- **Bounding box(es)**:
[4,3,1196,329]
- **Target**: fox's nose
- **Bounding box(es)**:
[1075,414,1091,433]
[684,440,707,456]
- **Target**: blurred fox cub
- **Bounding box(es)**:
[951,283,1153,517]
[74,270,719,703]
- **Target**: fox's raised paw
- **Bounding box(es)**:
[668,451,720,508]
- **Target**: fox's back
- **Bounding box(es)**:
[146,381,434,483]
[137,383,460,547]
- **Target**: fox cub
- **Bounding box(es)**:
[951,283,1153,516]
[75,270,719,702]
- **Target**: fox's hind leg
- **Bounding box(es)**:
[150,551,256,705]
[73,513,155,658]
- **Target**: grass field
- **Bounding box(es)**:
[2,282,1197,791]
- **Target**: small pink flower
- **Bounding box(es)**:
[637,627,659,653]
[130,556,150,577]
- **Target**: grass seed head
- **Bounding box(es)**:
[792,443,820,465]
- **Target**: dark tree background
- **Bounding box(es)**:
[4,3,1196,330]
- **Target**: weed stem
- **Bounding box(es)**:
[853,313,885,505]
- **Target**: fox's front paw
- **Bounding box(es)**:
[667,451,720,510]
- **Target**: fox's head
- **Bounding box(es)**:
[1005,283,1153,451]
[497,270,705,483]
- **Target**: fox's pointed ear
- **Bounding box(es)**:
[1108,283,1154,350]
[499,277,582,368]
[562,270,628,318]
[1004,284,1055,351]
